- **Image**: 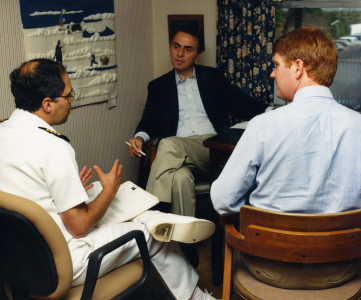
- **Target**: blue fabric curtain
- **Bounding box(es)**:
[217,0,275,106]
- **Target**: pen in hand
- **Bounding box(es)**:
[125,141,146,156]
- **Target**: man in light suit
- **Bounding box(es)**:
[127,27,270,217]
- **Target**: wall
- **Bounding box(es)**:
[152,0,217,78]
[0,0,154,184]
[0,0,219,183]
[0,1,24,115]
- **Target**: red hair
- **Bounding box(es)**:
[273,27,338,87]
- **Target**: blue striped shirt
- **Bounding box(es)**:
[211,86,361,215]
[175,68,217,137]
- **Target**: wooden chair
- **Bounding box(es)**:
[0,191,151,300]
[222,205,361,300]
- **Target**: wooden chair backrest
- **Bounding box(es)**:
[225,205,361,264]
[240,205,361,235]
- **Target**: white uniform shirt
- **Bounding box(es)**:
[211,86,361,215]
[0,109,88,243]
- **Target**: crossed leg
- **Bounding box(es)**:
[146,134,214,217]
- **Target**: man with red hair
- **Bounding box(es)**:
[211,27,361,289]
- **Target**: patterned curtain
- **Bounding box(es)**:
[217,0,275,106]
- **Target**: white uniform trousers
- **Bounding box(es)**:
[146,135,215,217]
[70,221,198,300]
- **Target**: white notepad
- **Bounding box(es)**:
[86,181,159,225]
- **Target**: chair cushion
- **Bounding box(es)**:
[233,251,361,300]
[62,259,143,300]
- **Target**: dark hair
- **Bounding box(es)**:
[10,59,67,112]
[169,27,204,54]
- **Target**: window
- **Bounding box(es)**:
[274,0,361,110]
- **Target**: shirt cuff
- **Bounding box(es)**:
[134,132,150,143]
[265,106,274,113]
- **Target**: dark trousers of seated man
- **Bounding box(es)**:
[146,134,214,217]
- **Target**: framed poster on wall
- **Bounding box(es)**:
[167,15,205,52]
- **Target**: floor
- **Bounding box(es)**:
[123,237,224,300]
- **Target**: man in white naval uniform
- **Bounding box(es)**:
[0,59,219,300]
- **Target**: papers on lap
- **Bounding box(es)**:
[86,181,159,225]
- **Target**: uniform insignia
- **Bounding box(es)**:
[38,127,70,142]
[0,118,8,123]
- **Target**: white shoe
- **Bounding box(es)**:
[145,214,215,243]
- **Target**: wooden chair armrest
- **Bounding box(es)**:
[142,142,156,151]
[225,222,245,244]
[142,142,157,166]
[220,214,237,229]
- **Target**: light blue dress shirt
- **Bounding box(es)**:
[211,85,361,215]
[175,68,217,137]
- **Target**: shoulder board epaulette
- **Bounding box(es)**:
[0,118,8,123]
[38,127,70,142]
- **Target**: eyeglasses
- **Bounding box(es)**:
[55,88,76,100]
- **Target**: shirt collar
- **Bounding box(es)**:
[293,85,334,103]
[175,66,197,85]
[10,109,56,131]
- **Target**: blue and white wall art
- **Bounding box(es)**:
[19,0,117,108]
